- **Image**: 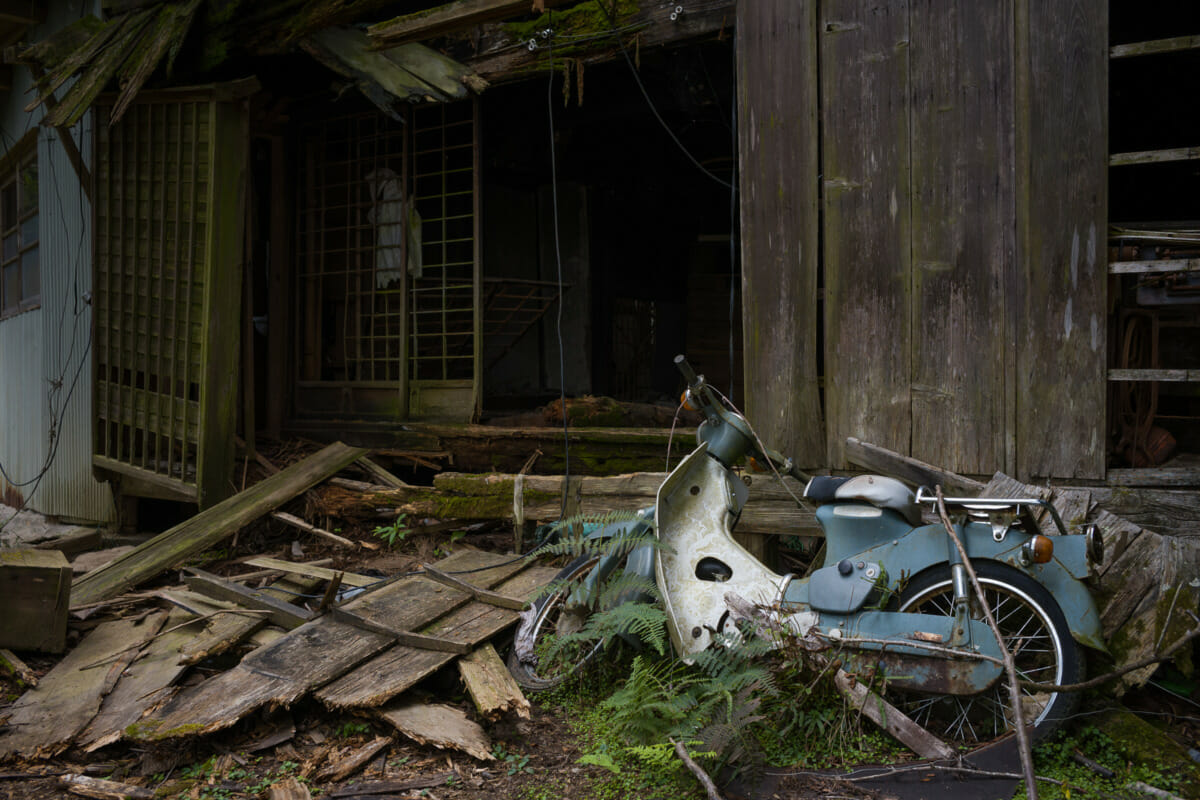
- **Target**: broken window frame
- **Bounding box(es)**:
[0,132,40,318]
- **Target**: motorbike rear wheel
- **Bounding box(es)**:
[507,554,608,691]
[893,561,1083,745]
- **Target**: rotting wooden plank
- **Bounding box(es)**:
[736,0,824,470]
[314,736,392,783]
[184,568,314,629]
[0,613,166,760]
[820,0,912,469]
[422,564,524,610]
[315,565,558,710]
[78,609,197,751]
[367,0,574,48]
[329,607,470,655]
[109,0,201,124]
[70,441,368,608]
[359,456,411,488]
[1106,467,1200,488]
[270,511,356,547]
[176,576,320,665]
[417,471,819,535]
[135,549,526,739]
[908,0,1011,475]
[457,643,530,720]
[44,11,155,128]
[1110,146,1200,166]
[58,774,154,799]
[1109,257,1200,274]
[243,557,376,588]
[1110,34,1200,58]
[844,437,985,493]
[377,702,492,761]
[1075,487,1200,538]
[834,670,955,760]
[195,96,249,508]
[1108,368,1200,382]
[1014,0,1107,480]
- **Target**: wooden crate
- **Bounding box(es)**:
[0,549,72,653]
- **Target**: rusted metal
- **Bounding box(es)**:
[840,649,1005,696]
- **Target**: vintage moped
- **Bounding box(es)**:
[509,355,1106,745]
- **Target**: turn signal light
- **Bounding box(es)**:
[1022,535,1054,565]
[681,390,697,411]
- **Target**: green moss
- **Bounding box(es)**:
[503,0,641,41]
[1091,709,1200,797]
[125,720,208,741]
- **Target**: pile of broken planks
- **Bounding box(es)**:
[0,440,559,794]
[0,547,555,775]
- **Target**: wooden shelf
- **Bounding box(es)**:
[1110,147,1200,166]
[1108,368,1200,382]
[1110,35,1200,59]
[1110,257,1200,274]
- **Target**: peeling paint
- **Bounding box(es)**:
[1064,297,1073,338]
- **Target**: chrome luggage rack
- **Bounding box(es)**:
[914,486,1070,537]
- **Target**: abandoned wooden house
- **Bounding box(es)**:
[0,0,1196,531]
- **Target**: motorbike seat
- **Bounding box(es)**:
[803,474,922,526]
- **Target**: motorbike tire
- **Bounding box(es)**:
[893,561,1083,745]
[507,554,608,691]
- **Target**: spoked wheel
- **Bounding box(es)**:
[507,555,608,691]
[893,561,1083,745]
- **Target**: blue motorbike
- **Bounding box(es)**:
[509,355,1106,745]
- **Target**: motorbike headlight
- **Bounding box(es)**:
[1021,535,1054,565]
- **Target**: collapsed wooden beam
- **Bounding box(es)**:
[368,0,576,49]
[70,441,368,608]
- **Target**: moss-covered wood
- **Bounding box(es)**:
[70,442,367,608]
[457,0,734,83]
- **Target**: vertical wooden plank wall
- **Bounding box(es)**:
[1015,0,1107,480]
[908,0,1013,474]
[820,0,912,467]
[196,99,248,506]
[735,0,824,468]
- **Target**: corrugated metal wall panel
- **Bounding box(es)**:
[0,3,114,523]
[0,310,46,512]
[38,118,114,522]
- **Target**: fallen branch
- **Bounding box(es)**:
[669,737,725,800]
[936,485,1037,800]
[1020,614,1200,692]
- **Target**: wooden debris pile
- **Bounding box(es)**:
[0,440,560,793]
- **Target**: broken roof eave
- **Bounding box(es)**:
[299,26,488,120]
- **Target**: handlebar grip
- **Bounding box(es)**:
[674,354,699,385]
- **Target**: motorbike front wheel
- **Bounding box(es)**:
[892,561,1083,745]
[507,555,608,691]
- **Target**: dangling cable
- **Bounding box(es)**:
[546,15,571,517]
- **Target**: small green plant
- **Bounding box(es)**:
[373,513,409,548]
[491,744,535,775]
[435,529,468,557]
[335,720,372,738]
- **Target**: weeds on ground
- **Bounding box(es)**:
[522,519,904,797]
[1015,723,1184,799]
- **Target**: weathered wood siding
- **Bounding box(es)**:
[740,0,1107,480]
[1014,0,1107,479]
[820,0,912,468]
[908,0,1013,473]
[736,0,825,467]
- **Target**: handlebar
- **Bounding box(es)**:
[674,354,699,387]
[673,354,811,484]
